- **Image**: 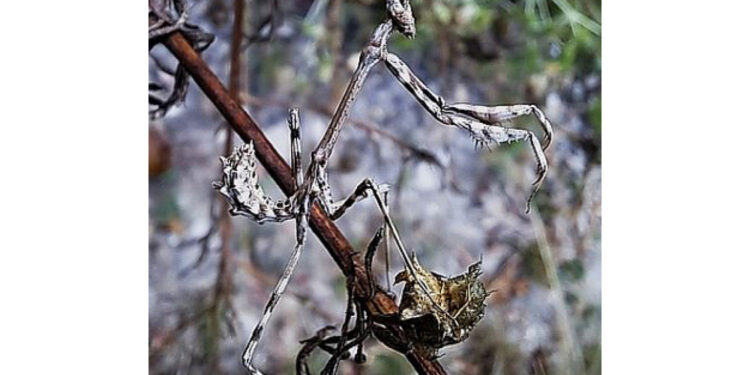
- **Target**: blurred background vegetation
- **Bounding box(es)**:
[149,0,600,374]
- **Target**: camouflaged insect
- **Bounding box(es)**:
[394,253,489,356]
[204,0,552,370]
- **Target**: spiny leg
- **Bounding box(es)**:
[309,20,394,164]
[365,226,386,300]
[288,107,304,190]
[241,207,310,374]
[445,103,553,150]
[314,165,392,221]
[383,51,550,212]
[241,110,314,374]
[332,178,419,279]
[382,51,553,147]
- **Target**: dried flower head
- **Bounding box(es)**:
[394,253,489,356]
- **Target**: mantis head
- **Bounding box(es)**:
[386,0,416,38]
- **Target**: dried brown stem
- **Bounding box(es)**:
[326,0,345,108]
[210,0,247,331]
[158,31,447,375]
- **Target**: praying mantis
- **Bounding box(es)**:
[211,0,554,373]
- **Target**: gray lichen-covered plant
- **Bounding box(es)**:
[208,0,554,373]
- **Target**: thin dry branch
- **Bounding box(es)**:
[207,0,248,348]
[157,30,447,375]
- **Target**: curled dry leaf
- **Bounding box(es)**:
[395,253,489,356]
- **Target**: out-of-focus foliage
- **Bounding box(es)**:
[149,0,601,374]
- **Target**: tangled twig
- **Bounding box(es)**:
[297,228,384,374]
[149,0,214,118]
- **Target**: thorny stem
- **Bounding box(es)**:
[157,30,447,375]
